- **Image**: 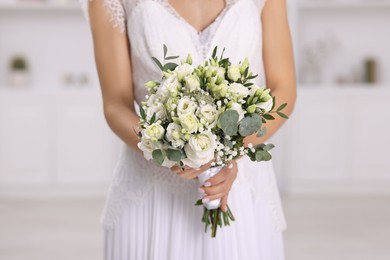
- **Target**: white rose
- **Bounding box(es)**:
[179,113,199,134]
[158,74,180,97]
[184,74,201,92]
[230,102,246,121]
[165,123,185,148]
[227,64,241,81]
[144,123,165,141]
[181,131,216,168]
[177,97,197,116]
[146,102,167,121]
[137,137,160,160]
[228,82,250,99]
[197,104,218,128]
[175,63,194,81]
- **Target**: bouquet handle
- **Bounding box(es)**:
[197,165,224,209]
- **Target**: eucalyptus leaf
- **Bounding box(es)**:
[163,62,178,72]
[256,127,267,137]
[263,143,275,151]
[255,150,272,162]
[152,57,163,71]
[163,44,168,57]
[152,149,165,165]
[165,55,179,60]
[238,114,262,136]
[219,110,239,136]
[166,148,182,162]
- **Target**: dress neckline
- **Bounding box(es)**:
[163,0,231,35]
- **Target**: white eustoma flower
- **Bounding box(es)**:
[227,64,241,81]
[144,123,165,141]
[177,97,197,116]
[165,123,185,148]
[158,74,180,98]
[182,131,216,168]
[146,93,166,106]
[179,113,199,134]
[165,97,178,113]
[230,102,246,121]
[197,104,218,128]
[228,82,250,99]
[257,98,274,113]
[184,74,201,92]
[146,102,167,121]
[175,63,194,81]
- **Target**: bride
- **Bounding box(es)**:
[81,0,296,259]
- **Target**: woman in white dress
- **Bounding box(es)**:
[81,0,296,259]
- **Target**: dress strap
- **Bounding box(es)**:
[80,0,128,34]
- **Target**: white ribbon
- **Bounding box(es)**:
[197,165,224,210]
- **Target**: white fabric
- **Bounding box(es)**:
[81,0,287,259]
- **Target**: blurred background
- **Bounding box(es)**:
[0,0,389,259]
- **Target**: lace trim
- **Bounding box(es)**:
[80,0,127,33]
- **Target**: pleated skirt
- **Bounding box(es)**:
[102,159,286,260]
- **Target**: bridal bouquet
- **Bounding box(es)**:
[137,45,288,237]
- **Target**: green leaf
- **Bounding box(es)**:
[166,148,182,162]
[165,55,179,60]
[277,111,289,119]
[163,44,168,58]
[150,112,156,124]
[140,106,146,120]
[152,149,165,165]
[195,199,203,206]
[244,82,253,87]
[255,150,272,161]
[247,74,258,80]
[244,67,249,78]
[263,143,275,151]
[219,110,239,136]
[270,96,276,111]
[263,114,275,120]
[277,103,288,112]
[238,114,262,137]
[152,57,163,71]
[163,62,178,72]
[212,46,218,59]
[256,127,267,137]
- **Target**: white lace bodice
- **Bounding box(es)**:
[80,0,286,232]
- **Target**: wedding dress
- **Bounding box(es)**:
[81,0,287,259]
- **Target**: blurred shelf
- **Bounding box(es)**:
[299,0,390,10]
[297,84,390,94]
[0,2,81,11]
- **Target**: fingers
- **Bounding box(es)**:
[220,194,229,212]
[171,161,214,180]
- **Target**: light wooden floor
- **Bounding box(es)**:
[0,195,389,260]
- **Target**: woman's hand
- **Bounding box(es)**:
[170,161,213,180]
[199,161,238,212]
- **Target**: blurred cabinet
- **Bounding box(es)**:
[287,86,390,193]
[0,96,51,183]
[0,89,120,188]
